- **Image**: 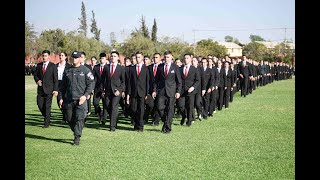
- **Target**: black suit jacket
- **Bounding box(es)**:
[238,61,252,78]
[128,64,149,98]
[93,64,107,91]
[231,68,238,86]
[217,67,226,87]
[211,67,220,88]
[201,67,213,91]
[179,65,200,95]
[224,68,233,87]
[147,64,159,95]
[101,64,125,96]
[153,63,182,98]
[34,61,58,95]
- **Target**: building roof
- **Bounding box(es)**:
[255,41,279,49]
[255,41,295,50]
[218,42,242,49]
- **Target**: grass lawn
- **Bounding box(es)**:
[25,76,295,179]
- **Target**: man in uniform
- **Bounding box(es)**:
[59,51,94,145]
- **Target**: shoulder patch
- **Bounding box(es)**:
[87,72,94,80]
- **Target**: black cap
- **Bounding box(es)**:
[71,51,81,58]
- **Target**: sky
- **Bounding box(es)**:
[25,0,295,45]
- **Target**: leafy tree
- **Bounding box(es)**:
[64,31,110,60]
[110,32,116,46]
[224,35,233,42]
[249,34,265,42]
[225,35,240,45]
[37,29,66,54]
[195,39,227,58]
[140,15,150,39]
[242,42,268,61]
[25,21,37,57]
[274,43,294,64]
[78,1,87,37]
[156,36,193,59]
[151,18,157,42]
[120,34,154,57]
[90,10,101,41]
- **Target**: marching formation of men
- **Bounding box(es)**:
[33,49,294,145]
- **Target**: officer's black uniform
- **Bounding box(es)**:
[59,51,94,145]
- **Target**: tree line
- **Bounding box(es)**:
[25,1,294,64]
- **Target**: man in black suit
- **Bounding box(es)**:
[127,51,149,131]
[33,50,59,128]
[230,62,238,103]
[93,53,108,123]
[79,52,93,116]
[123,57,133,120]
[56,52,72,123]
[200,58,213,119]
[223,61,233,109]
[192,57,203,121]
[216,60,226,110]
[238,55,252,97]
[178,54,200,127]
[152,51,182,133]
[83,56,97,117]
[101,51,125,131]
[146,53,162,126]
[208,58,220,116]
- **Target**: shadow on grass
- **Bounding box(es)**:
[25,133,73,145]
[25,110,150,132]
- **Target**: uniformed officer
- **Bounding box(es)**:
[58,51,94,145]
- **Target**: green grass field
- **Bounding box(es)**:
[25,76,295,180]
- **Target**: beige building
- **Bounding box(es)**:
[255,41,295,51]
[218,42,243,57]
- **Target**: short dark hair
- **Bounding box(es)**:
[184,54,192,57]
[80,51,86,56]
[99,53,107,58]
[135,51,143,56]
[42,50,50,55]
[131,53,136,58]
[144,55,150,59]
[153,53,161,57]
[164,51,172,56]
[111,51,119,56]
[91,56,97,60]
[60,52,67,56]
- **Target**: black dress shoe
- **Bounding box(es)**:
[109,128,115,132]
[73,136,80,145]
[42,124,49,128]
[180,118,185,125]
[101,121,105,125]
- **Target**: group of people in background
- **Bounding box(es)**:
[32,49,294,145]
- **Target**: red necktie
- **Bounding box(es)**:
[153,64,157,77]
[110,64,114,77]
[100,66,103,76]
[42,63,46,75]
[137,65,140,76]
[184,65,188,78]
[165,64,168,76]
